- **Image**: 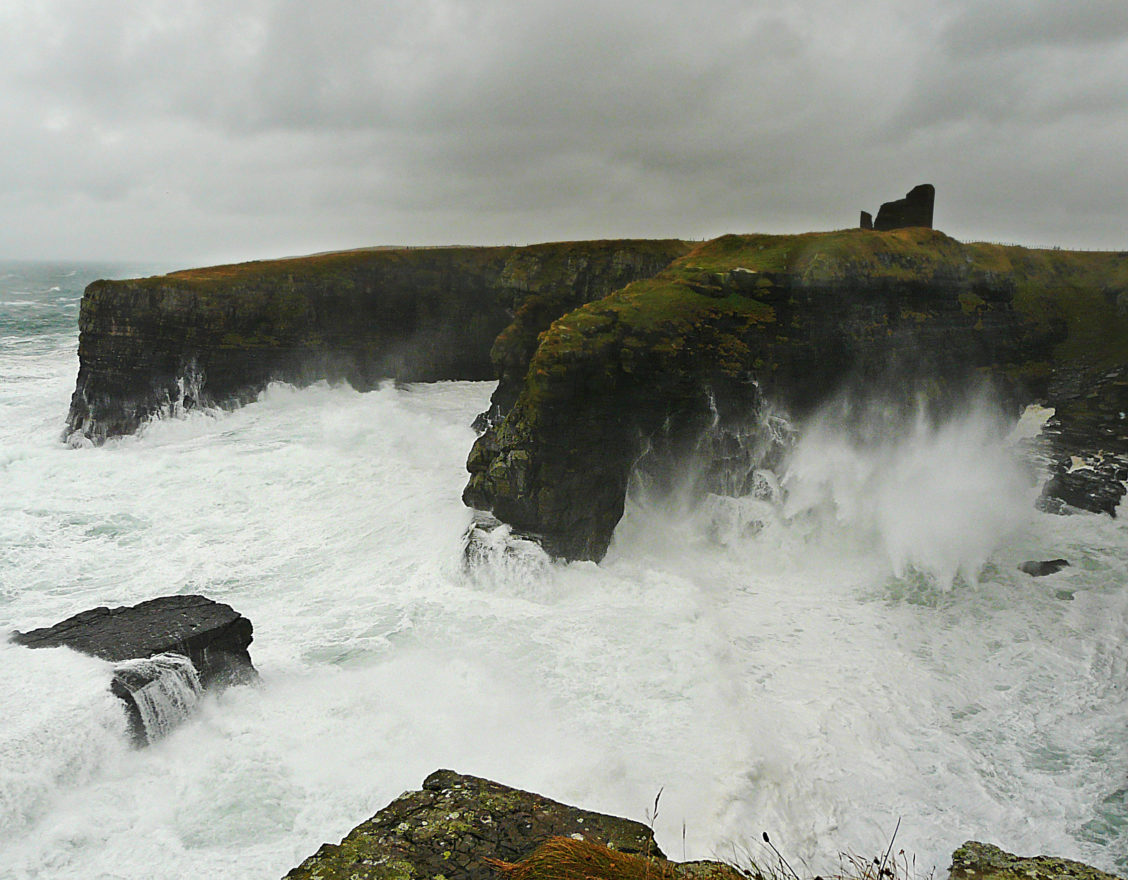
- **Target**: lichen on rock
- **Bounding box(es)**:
[283,770,664,880]
[949,841,1123,880]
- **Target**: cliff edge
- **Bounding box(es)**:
[65,240,689,441]
[463,228,1128,561]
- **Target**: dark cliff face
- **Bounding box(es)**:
[464,229,1128,562]
[477,240,694,428]
[65,241,689,441]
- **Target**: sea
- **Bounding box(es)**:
[1,260,1126,879]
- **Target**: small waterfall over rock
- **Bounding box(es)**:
[111,653,202,744]
[629,390,795,505]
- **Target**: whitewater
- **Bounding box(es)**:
[1,261,1126,879]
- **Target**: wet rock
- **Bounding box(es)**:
[464,229,1128,562]
[12,594,255,687]
[11,595,256,742]
[284,770,663,880]
[949,840,1121,880]
[1038,457,1127,517]
[1018,559,1070,577]
[67,241,689,442]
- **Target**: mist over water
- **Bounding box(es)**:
[1,263,1127,878]
[781,397,1037,589]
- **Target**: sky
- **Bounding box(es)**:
[2,0,1127,265]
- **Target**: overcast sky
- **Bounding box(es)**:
[2,0,1127,265]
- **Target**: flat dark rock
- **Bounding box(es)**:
[284,770,664,880]
[1019,559,1071,577]
[11,594,255,689]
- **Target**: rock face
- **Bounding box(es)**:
[464,228,1128,561]
[66,241,688,441]
[949,841,1122,880]
[12,595,256,742]
[284,770,666,880]
[867,184,935,230]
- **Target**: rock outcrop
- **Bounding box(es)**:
[950,841,1122,880]
[284,774,1122,880]
[66,241,688,441]
[11,594,256,742]
[464,228,1128,561]
[284,770,735,880]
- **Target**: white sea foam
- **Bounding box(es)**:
[780,399,1037,588]
[1,271,1126,877]
[114,653,203,742]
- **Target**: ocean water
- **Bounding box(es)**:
[1,261,1126,879]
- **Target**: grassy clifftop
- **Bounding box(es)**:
[535,228,1127,376]
[67,239,689,440]
[465,228,1128,560]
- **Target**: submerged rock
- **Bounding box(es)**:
[111,652,203,743]
[11,594,255,743]
[1018,559,1071,577]
[284,770,665,880]
[949,840,1122,880]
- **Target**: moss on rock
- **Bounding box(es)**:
[950,841,1123,880]
[284,770,662,880]
[67,240,688,441]
[464,228,1128,560]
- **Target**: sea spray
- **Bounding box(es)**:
[3,268,1127,880]
[0,642,129,837]
[781,397,1036,588]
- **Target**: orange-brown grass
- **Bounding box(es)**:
[487,837,685,880]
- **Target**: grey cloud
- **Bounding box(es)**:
[0,0,1127,261]
[943,0,1128,55]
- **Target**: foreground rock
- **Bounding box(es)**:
[950,841,1122,880]
[465,228,1128,561]
[12,594,255,742]
[285,774,1122,880]
[66,241,688,441]
[285,770,740,880]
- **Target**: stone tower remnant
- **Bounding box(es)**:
[860,184,935,230]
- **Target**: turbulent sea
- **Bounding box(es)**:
[1,261,1127,879]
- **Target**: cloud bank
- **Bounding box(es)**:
[2,0,1126,262]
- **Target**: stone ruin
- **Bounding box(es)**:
[860,183,935,230]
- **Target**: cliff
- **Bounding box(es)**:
[463,228,1128,561]
[66,240,689,441]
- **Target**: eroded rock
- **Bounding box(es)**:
[949,840,1122,880]
[66,241,689,442]
[284,770,663,880]
[11,594,256,743]
[464,229,1128,562]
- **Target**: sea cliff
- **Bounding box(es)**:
[65,240,689,441]
[464,228,1128,560]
